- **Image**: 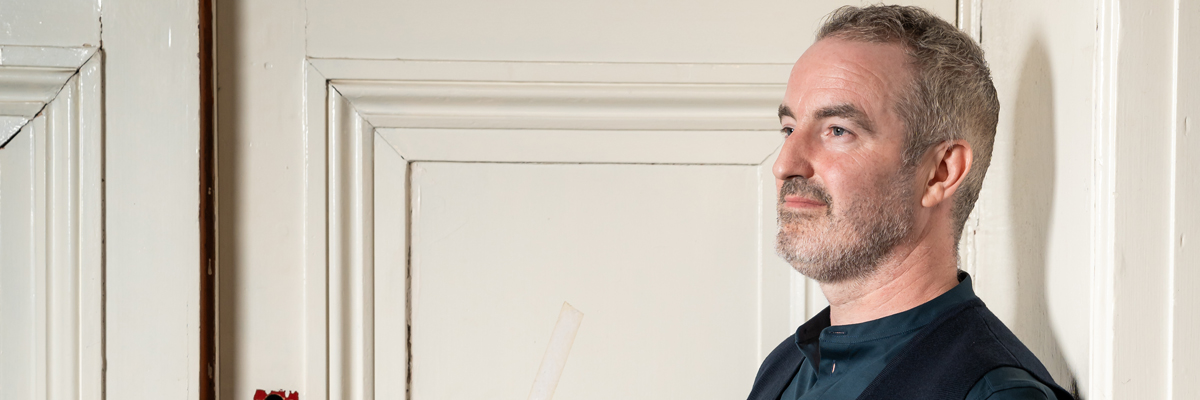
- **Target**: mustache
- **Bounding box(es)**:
[778,177,832,207]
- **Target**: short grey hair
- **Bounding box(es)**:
[817,5,1000,240]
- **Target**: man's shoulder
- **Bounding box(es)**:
[859,299,1074,399]
[965,367,1057,400]
[945,302,1074,399]
[964,304,1055,373]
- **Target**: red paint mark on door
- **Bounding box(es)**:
[253,389,299,400]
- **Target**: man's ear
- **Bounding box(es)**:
[921,140,972,208]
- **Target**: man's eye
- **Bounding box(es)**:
[780,127,794,138]
[831,126,849,137]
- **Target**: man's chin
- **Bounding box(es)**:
[776,238,881,284]
[775,240,829,280]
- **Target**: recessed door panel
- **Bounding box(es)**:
[0,120,40,400]
[410,162,761,399]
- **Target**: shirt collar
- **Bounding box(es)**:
[792,271,978,354]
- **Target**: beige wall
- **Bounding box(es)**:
[968,0,1098,392]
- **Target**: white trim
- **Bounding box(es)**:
[332,80,783,131]
[310,58,790,84]
[76,53,104,400]
[1169,1,1200,398]
[1090,0,1120,398]
[303,62,331,400]
[957,0,984,43]
[47,51,104,400]
[327,88,376,400]
[1168,0,1181,398]
[0,52,104,399]
[0,46,97,146]
[372,133,409,400]
[46,56,83,400]
[33,112,48,400]
[0,46,96,68]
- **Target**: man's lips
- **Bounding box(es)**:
[782,195,827,209]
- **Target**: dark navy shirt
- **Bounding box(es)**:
[780,274,1056,400]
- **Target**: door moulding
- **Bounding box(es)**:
[0,53,104,399]
[0,46,98,147]
[302,58,792,399]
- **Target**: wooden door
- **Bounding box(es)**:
[1,1,205,398]
[0,30,104,400]
[218,1,957,399]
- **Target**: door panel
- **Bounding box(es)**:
[314,61,791,400]
[409,162,760,399]
[0,120,42,400]
[0,58,103,400]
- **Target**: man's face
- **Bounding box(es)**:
[774,38,921,283]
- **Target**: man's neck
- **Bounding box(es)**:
[820,240,960,326]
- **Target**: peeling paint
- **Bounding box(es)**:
[253,389,299,400]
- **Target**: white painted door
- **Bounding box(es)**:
[2,1,204,399]
[0,38,104,400]
[218,1,957,399]
[317,69,791,399]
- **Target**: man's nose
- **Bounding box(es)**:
[773,134,816,181]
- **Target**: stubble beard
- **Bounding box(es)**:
[775,168,916,284]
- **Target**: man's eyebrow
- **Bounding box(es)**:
[778,104,794,120]
[814,103,875,134]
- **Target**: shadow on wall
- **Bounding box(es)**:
[1007,38,1077,393]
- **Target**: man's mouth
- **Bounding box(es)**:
[782,195,827,209]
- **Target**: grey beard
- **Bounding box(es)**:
[775,171,915,283]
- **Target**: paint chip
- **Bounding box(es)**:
[254,390,298,400]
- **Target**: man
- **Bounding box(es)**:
[747,5,1074,400]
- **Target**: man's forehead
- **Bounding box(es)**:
[791,38,910,80]
[782,39,911,119]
